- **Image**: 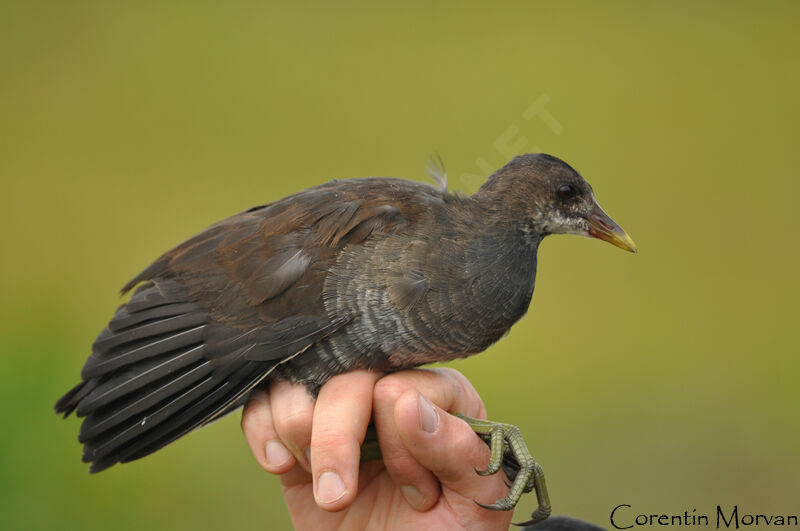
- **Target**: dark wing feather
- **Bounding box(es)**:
[82,313,207,378]
[56,178,434,472]
[60,279,348,472]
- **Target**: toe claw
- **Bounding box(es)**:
[475,500,505,511]
[512,508,551,527]
[475,498,513,511]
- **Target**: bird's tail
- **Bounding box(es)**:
[55,280,274,473]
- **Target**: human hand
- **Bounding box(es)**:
[241,368,514,530]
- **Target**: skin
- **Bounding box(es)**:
[240,368,513,531]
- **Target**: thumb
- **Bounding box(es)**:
[393,390,512,520]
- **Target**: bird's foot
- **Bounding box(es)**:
[358,414,550,526]
[452,413,551,526]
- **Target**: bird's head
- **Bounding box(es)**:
[478,153,637,252]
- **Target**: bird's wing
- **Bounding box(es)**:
[55,178,429,472]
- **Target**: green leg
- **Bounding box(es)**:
[359,415,551,526]
[453,413,551,526]
[360,423,382,462]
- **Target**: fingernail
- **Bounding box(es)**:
[304,446,311,465]
[401,485,427,510]
[418,393,439,433]
[265,440,292,468]
[316,470,347,504]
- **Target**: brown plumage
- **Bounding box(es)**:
[55,153,636,473]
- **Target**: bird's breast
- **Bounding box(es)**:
[322,230,539,370]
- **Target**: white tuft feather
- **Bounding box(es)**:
[426,152,448,191]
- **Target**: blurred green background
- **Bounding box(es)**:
[1,1,798,529]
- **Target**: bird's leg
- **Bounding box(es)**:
[452,413,551,526]
[359,414,550,526]
[502,452,536,494]
[360,423,383,461]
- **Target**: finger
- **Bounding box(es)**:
[376,368,486,418]
[393,390,509,514]
[372,368,487,511]
[309,370,380,511]
[241,390,296,474]
[270,379,316,473]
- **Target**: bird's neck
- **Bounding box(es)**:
[474,222,540,294]
[461,205,541,338]
[468,183,545,251]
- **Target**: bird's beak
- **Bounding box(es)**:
[586,200,637,253]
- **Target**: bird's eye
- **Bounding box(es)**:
[557,184,576,200]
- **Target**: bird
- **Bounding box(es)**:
[55,153,636,524]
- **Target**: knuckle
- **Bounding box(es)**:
[240,400,271,436]
[373,376,410,406]
[439,366,467,385]
[451,425,480,453]
[241,390,268,418]
[241,401,256,422]
[445,370,484,416]
[384,454,426,483]
[273,408,313,441]
[313,429,355,449]
[451,427,490,465]
[439,367,470,391]
[240,409,256,433]
[311,431,357,463]
[375,424,410,458]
